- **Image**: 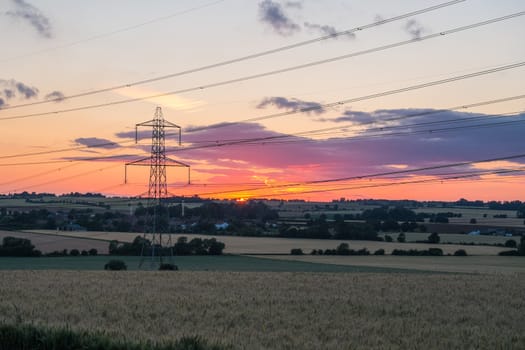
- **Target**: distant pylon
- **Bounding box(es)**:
[125,107,190,268]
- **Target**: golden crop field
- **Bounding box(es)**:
[0,230,109,254]
[25,230,509,255]
[0,271,523,349]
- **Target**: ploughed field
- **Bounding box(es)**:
[1,271,524,350]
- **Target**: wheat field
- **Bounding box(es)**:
[1,271,523,349]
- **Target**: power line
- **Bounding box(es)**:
[5,164,120,193]
[0,98,523,167]
[172,110,525,152]
[1,0,466,110]
[0,0,227,64]
[246,168,525,199]
[2,12,524,121]
[185,63,525,133]
[190,152,525,197]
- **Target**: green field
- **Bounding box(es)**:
[0,255,423,273]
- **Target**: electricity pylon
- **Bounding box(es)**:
[125,107,189,268]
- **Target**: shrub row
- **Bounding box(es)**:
[0,323,228,350]
[391,248,444,256]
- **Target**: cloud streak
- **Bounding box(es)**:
[0,79,39,106]
[75,137,121,149]
[404,19,425,39]
[45,91,65,102]
[5,0,53,38]
[304,22,355,39]
[179,109,525,186]
[258,0,300,36]
[257,96,326,115]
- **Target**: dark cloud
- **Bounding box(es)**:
[5,0,53,38]
[304,22,355,39]
[115,130,153,140]
[3,89,15,99]
[75,137,120,149]
[258,0,300,36]
[404,19,425,40]
[180,110,525,184]
[45,90,65,102]
[0,79,39,101]
[15,81,38,99]
[257,96,326,115]
[333,110,376,124]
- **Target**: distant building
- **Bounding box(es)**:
[215,222,229,230]
[63,222,87,231]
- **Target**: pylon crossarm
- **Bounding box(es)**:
[125,157,151,166]
[165,158,190,167]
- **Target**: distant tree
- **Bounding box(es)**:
[470,218,477,224]
[427,232,440,244]
[88,248,98,256]
[69,249,80,256]
[505,239,517,248]
[104,259,127,270]
[158,263,178,271]
[428,248,443,256]
[80,250,88,256]
[0,237,38,257]
[397,232,406,243]
[206,238,225,255]
[336,243,351,255]
[384,235,393,242]
[454,249,467,256]
[290,248,304,255]
[433,214,449,223]
[373,249,385,255]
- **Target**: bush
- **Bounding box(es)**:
[88,248,98,256]
[290,248,304,255]
[81,250,88,256]
[392,248,444,256]
[384,235,393,242]
[428,248,443,256]
[0,236,37,257]
[104,259,127,271]
[505,239,517,248]
[158,263,178,271]
[427,232,440,244]
[397,233,406,243]
[336,243,350,255]
[373,248,385,255]
[69,249,80,256]
[453,249,467,256]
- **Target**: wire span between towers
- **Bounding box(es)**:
[0,0,467,111]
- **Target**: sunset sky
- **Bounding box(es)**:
[1,0,524,201]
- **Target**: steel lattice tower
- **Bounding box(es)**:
[126,107,189,268]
